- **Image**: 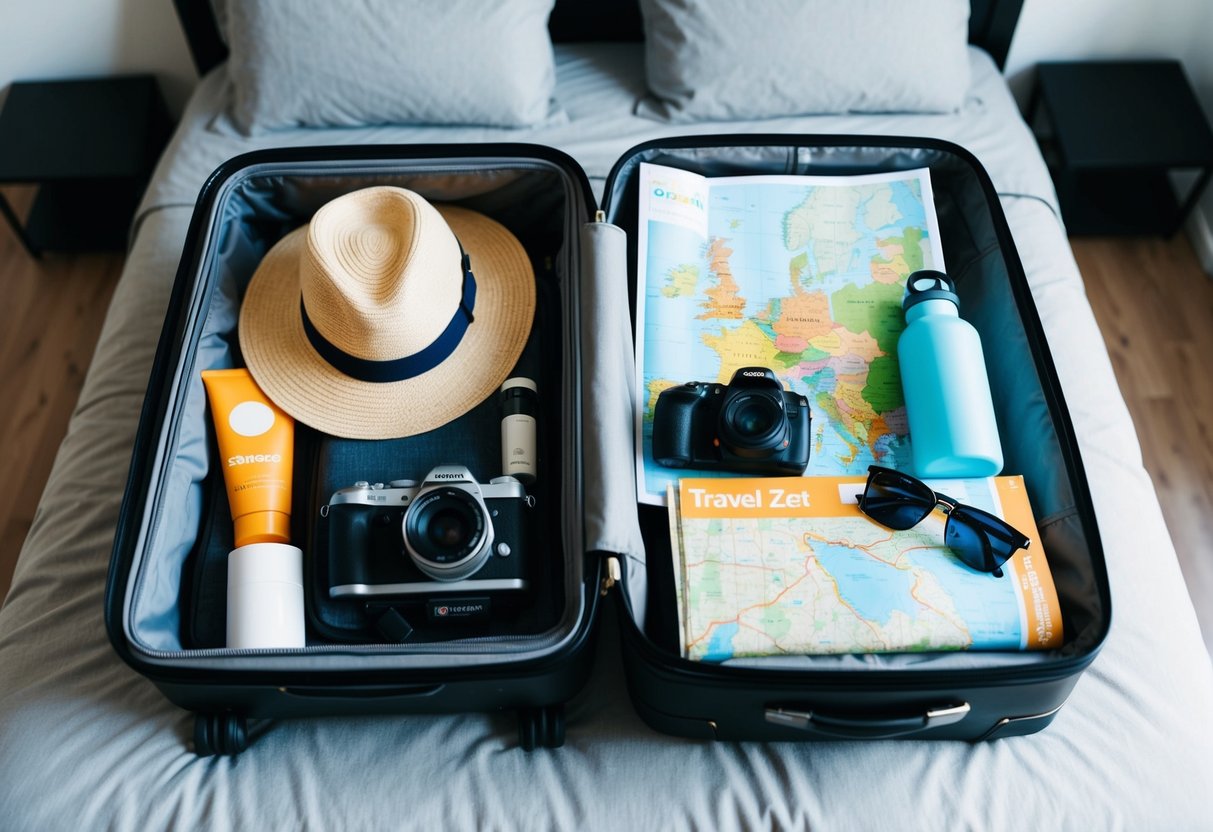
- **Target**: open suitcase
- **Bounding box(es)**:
[105,136,1111,755]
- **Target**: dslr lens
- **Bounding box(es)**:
[733,399,777,437]
[427,507,472,550]
[720,392,788,457]
[403,488,490,580]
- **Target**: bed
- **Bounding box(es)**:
[1,1,1211,829]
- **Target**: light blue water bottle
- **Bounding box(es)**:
[898,270,1003,478]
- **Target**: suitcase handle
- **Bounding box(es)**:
[764,702,970,739]
[280,684,442,700]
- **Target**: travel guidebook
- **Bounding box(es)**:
[634,162,946,505]
[666,475,1063,661]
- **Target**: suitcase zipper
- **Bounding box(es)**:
[132,633,570,660]
[599,555,621,596]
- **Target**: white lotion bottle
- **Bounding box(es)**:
[227,542,306,649]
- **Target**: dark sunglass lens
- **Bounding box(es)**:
[859,469,935,530]
[944,515,991,572]
[946,507,1028,574]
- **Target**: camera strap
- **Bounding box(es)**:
[367,605,415,643]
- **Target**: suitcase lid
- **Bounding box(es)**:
[588,134,1109,686]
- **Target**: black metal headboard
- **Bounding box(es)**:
[175,0,1024,78]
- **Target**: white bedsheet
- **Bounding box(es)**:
[1,44,1211,831]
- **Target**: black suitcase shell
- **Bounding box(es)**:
[106,136,1110,752]
[105,144,606,752]
[596,136,1110,742]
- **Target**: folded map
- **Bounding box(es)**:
[635,162,946,505]
[667,475,1063,661]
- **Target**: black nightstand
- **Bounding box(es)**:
[0,75,172,256]
[1029,60,1213,236]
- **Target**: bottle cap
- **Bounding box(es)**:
[234,510,291,548]
[500,377,538,394]
[226,542,305,649]
[903,270,960,311]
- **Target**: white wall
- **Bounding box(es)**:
[1,0,1211,268]
[1005,0,1213,272]
[0,0,198,118]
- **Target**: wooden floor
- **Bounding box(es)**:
[0,195,1210,660]
[0,188,124,602]
[1070,235,1213,658]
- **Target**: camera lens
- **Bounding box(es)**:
[411,494,482,564]
[733,399,778,438]
[403,488,492,581]
[719,392,788,457]
[427,507,473,550]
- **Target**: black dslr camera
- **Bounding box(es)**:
[652,367,811,476]
[324,465,531,603]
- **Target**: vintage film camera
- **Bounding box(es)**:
[652,366,811,476]
[324,465,532,610]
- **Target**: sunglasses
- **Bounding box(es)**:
[856,466,1030,578]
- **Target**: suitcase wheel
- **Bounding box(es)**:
[193,712,249,757]
[517,704,565,751]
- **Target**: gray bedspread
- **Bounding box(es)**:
[1,44,1211,831]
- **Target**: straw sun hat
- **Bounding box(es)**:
[239,186,535,439]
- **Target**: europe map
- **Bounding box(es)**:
[635,164,944,504]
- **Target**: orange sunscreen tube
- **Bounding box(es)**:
[201,368,294,548]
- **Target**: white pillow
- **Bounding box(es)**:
[638,0,972,123]
[226,0,560,135]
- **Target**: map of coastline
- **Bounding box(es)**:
[635,163,944,505]
[668,476,1063,661]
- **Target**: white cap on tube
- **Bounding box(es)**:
[226,542,305,649]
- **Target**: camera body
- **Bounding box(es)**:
[652,367,811,476]
[325,465,530,600]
